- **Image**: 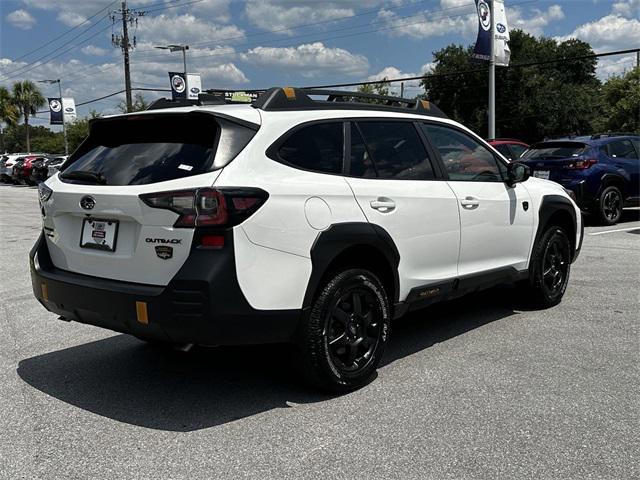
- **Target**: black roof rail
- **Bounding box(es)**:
[252,87,447,118]
[590,132,639,139]
[146,93,229,111]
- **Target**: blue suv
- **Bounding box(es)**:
[521,134,640,225]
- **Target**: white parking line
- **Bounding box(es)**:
[589,227,640,236]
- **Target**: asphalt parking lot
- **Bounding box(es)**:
[1,184,638,480]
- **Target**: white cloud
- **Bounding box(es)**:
[6,9,36,30]
[135,13,244,46]
[507,5,565,37]
[596,55,638,79]
[243,1,356,34]
[612,0,640,17]
[240,42,369,77]
[375,2,478,40]
[57,11,87,27]
[555,14,640,52]
[364,66,424,95]
[81,45,108,56]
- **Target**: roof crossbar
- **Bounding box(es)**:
[251,87,447,118]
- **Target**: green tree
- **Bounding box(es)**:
[421,30,602,142]
[0,86,19,152]
[598,67,640,132]
[66,110,102,153]
[12,80,46,152]
[117,93,150,113]
[357,78,391,103]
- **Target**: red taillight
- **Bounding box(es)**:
[565,158,597,170]
[140,187,268,228]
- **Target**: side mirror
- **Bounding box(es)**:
[506,162,530,187]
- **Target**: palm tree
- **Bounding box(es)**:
[12,80,45,152]
[0,86,18,152]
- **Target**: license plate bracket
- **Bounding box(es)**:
[80,218,119,252]
[533,170,550,180]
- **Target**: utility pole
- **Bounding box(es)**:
[111,2,146,112]
[488,0,496,139]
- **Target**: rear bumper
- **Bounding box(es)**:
[30,231,301,345]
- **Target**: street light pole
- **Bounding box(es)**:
[155,44,189,74]
[488,0,496,139]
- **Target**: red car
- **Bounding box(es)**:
[13,155,42,185]
[488,138,530,162]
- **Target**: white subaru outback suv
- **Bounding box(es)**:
[31,87,583,391]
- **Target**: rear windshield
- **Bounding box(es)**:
[60,113,255,186]
[522,142,589,160]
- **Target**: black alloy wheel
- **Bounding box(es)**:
[525,226,572,308]
[541,234,570,298]
[325,288,383,374]
[599,186,623,225]
[297,269,391,391]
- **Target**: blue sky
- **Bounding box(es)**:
[1,0,638,123]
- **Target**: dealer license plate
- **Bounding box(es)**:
[80,218,119,252]
[533,170,550,180]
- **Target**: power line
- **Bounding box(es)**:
[132,0,441,55]
[130,0,536,66]
[0,21,113,81]
[131,0,486,63]
[45,48,637,113]
[1,0,207,82]
[306,47,640,89]
[9,1,118,64]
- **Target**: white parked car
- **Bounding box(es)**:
[1,153,45,182]
[32,87,582,391]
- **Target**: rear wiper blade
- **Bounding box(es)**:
[61,170,107,184]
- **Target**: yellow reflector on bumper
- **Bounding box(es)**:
[136,301,149,325]
[41,283,48,302]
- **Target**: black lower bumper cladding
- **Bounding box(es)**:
[30,231,300,346]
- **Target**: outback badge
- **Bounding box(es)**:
[155,245,173,260]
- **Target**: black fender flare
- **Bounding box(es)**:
[302,222,400,308]
[599,172,628,198]
[534,195,581,263]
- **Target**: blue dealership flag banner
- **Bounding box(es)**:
[471,0,492,63]
[48,97,63,125]
[169,72,187,100]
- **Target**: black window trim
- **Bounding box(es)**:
[265,119,348,177]
[345,118,443,180]
[419,120,508,183]
[266,116,450,180]
[606,138,639,160]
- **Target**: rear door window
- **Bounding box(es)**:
[61,113,255,186]
[351,121,435,180]
[607,140,638,159]
[276,122,343,174]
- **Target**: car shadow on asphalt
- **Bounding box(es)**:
[17,288,520,432]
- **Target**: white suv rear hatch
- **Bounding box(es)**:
[41,109,259,286]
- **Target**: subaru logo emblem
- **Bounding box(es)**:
[496,23,506,33]
[80,196,95,210]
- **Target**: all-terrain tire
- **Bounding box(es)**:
[296,269,391,392]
